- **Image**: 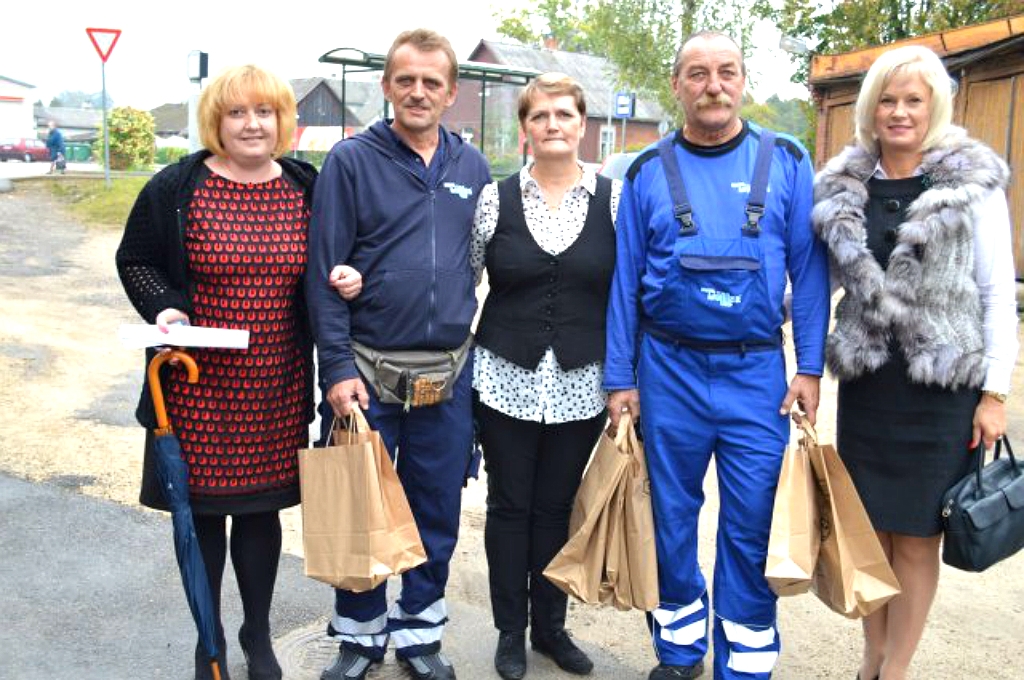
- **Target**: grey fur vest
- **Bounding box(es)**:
[812,133,1009,389]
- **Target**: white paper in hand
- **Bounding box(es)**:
[118,324,250,350]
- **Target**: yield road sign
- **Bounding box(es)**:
[86,28,122,63]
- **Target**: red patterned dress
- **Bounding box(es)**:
[165,169,308,514]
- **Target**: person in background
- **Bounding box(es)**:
[307,28,491,680]
[604,30,830,680]
[471,72,619,680]
[812,44,1017,680]
[116,64,319,680]
[46,120,65,174]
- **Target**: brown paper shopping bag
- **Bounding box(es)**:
[619,417,659,611]
[298,409,426,592]
[544,414,659,611]
[801,418,901,618]
[765,420,821,596]
[544,418,626,603]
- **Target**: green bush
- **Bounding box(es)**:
[155,147,189,165]
[93,107,155,170]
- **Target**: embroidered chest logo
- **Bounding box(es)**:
[443,182,473,199]
[700,287,742,308]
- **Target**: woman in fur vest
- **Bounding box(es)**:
[812,45,1018,680]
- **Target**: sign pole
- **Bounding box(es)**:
[101,60,110,188]
[85,28,121,189]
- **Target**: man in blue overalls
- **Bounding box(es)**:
[604,31,829,680]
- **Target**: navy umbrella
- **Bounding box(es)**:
[147,349,223,680]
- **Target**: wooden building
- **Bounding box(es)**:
[809,14,1024,275]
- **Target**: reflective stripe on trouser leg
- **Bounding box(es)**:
[327,610,389,661]
[647,593,710,661]
[637,336,716,666]
[389,599,448,659]
[713,617,780,678]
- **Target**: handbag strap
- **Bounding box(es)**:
[973,435,1022,497]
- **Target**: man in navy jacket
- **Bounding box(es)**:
[306,28,490,680]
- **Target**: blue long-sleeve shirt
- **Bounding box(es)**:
[603,122,829,390]
[305,122,491,390]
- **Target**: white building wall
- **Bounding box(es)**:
[0,79,38,138]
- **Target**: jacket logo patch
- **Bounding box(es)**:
[700,287,742,308]
[443,182,473,199]
[731,182,771,194]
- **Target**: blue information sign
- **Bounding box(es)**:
[613,92,635,119]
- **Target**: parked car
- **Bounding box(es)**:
[598,151,640,181]
[0,137,50,163]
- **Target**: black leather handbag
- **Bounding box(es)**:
[941,436,1024,572]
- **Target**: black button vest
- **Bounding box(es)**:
[865,175,926,267]
[475,173,616,371]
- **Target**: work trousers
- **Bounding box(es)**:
[474,398,604,633]
[323,359,475,661]
[638,335,789,679]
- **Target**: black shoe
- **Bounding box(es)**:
[321,644,376,680]
[647,661,705,679]
[531,629,593,675]
[195,641,230,680]
[238,624,282,680]
[495,631,527,680]
[401,650,457,680]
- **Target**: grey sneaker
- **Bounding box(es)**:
[401,650,456,680]
[321,645,376,680]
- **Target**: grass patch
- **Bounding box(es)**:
[48,176,150,229]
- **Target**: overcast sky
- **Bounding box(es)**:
[3,1,805,111]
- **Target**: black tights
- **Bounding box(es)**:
[193,511,282,643]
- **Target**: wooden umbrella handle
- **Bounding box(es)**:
[147,349,199,434]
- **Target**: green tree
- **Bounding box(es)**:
[493,0,755,124]
[96,107,155,170]
[754,0,1024,82]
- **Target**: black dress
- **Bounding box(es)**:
[836,176,980,537]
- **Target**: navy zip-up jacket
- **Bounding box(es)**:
[306,121,491,389]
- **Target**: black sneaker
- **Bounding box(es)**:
[321,644,376,680]
[647,660,705,679]
[531,629,593,675]
[495,631,527,680]
[401,650,457,680]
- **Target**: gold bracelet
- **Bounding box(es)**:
[982,390,1008,403]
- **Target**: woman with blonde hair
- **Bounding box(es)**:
[117,65,327,680]
[812,45,1017,680]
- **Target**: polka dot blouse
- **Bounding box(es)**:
[471,163,621,423]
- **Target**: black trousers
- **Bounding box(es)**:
[474,397,605,633]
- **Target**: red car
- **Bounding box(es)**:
[0,137,50,163]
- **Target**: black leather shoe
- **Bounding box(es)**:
[195,641,230,680]
[647,661,705,679]
[238,624,282,680]
[531,629,593,675]
[495,631,527,680]
[321,644,376,680]
[401,650,457,680]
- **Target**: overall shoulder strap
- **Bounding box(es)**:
[744,130,776,236]
[657,135,697,236]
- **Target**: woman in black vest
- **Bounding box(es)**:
[813,46,1017,680]
[471,72,620,680]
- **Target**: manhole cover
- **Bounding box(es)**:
[277,623,409,679]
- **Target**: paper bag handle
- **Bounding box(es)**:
[791,411,818,445]
[327,406,373,446]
